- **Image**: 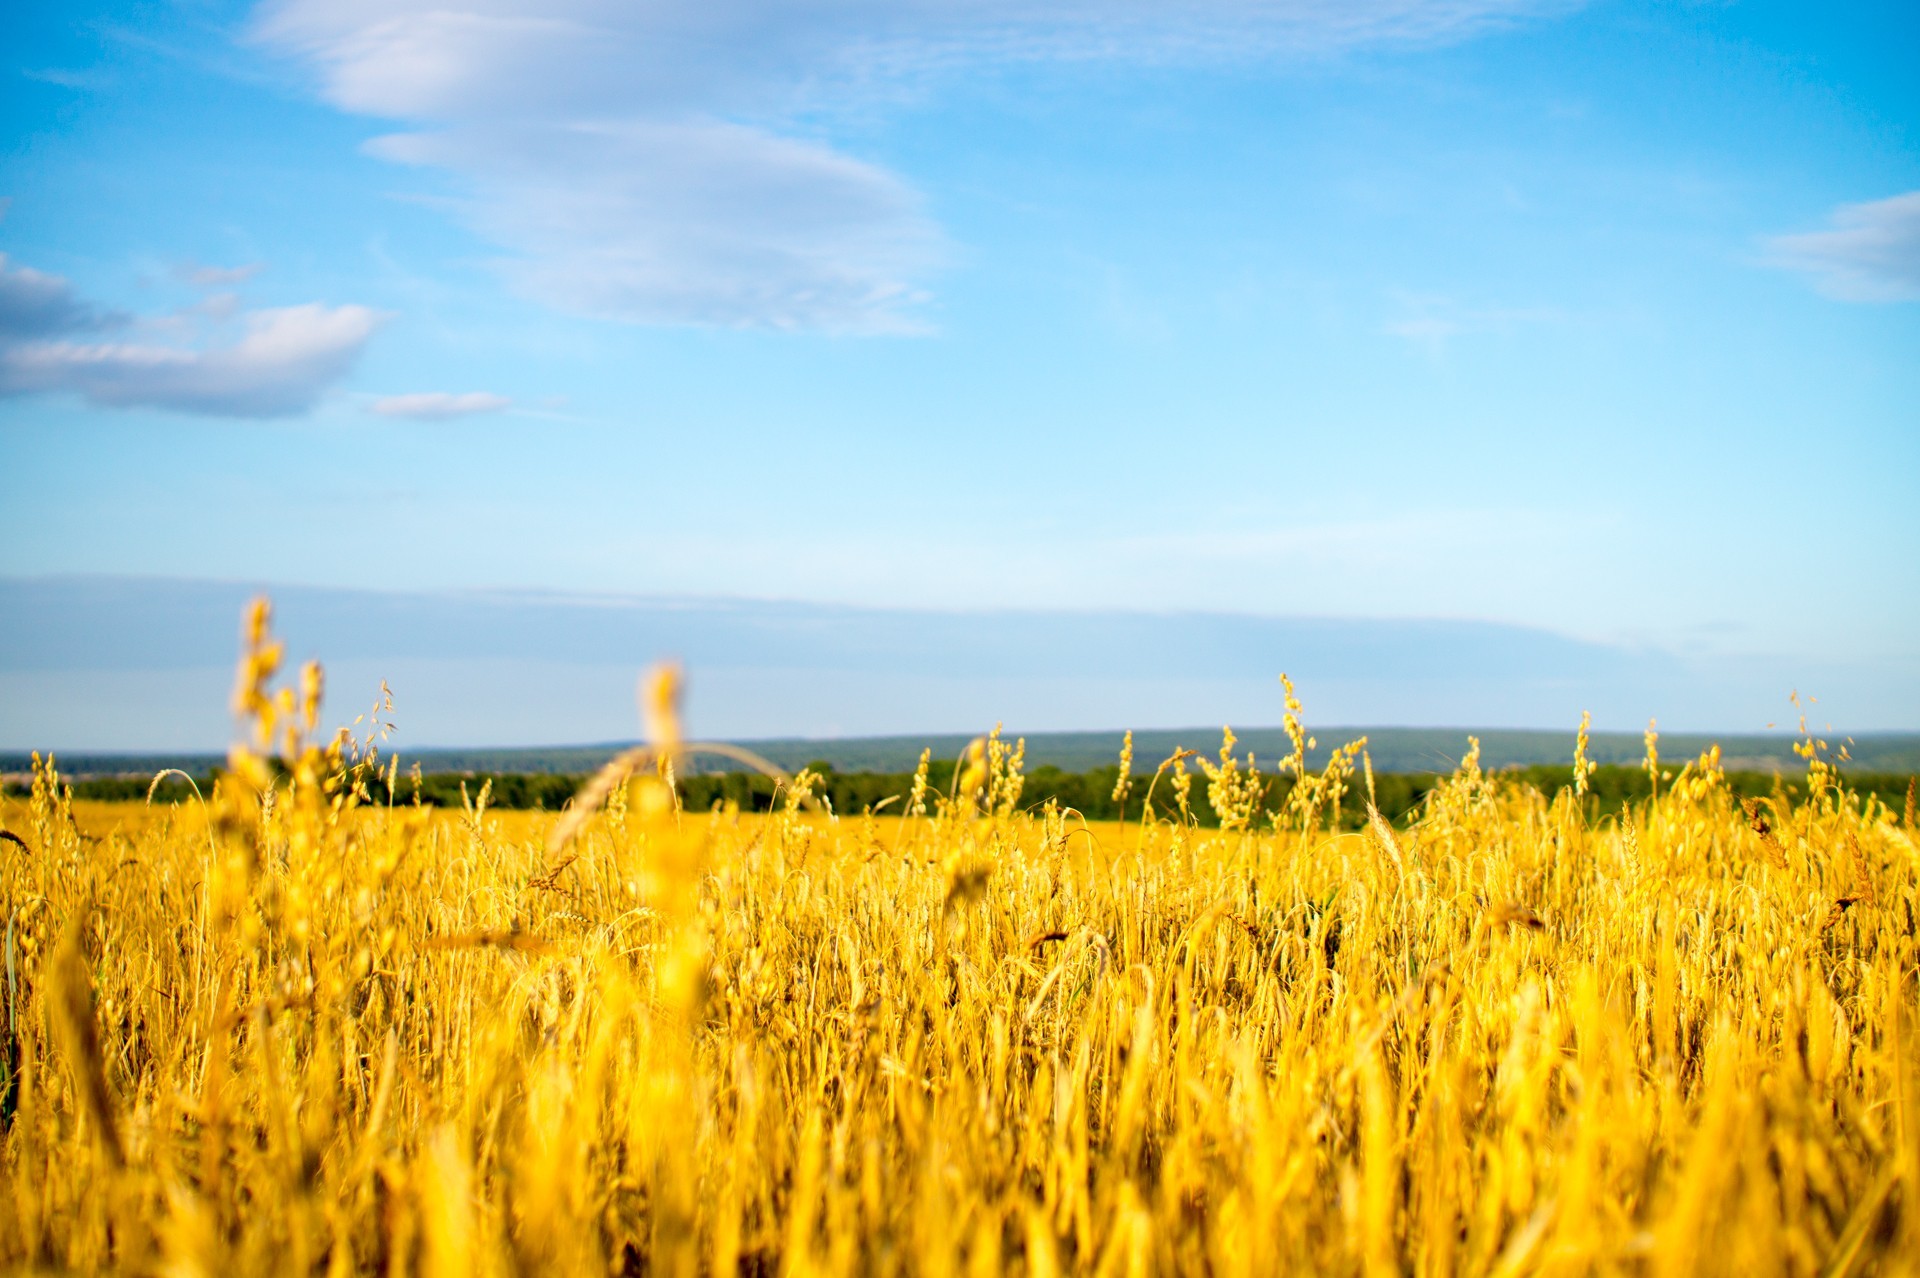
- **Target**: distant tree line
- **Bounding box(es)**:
[15,762,1913,830]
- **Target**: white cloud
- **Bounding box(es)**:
[253,0,1567,331]
[1,253,380,417]
[1,291,383,417]
[372,390,510,418]
[1764,191,1920,303]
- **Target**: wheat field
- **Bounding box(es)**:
[1,602,1916,1276]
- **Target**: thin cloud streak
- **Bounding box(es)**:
[372,390,511,418]
[1381,291,1572,354]
[173,261,266,289]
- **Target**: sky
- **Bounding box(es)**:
[1,0,1916,746]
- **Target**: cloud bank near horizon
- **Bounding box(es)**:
[1,575,1908,751]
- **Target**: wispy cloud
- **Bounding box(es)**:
[366,121,938,331]
[21,66,116,91]
[1763,191,1920,303]
[253,0,1570,332]
[371,390,510,418]
[0,254,382,417]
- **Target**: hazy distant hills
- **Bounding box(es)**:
[427,727,1919,777]
[2,575,1914,751]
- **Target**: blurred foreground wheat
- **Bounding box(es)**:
[1,601,1916,1276]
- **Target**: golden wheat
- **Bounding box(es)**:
[0,602,1915,1275]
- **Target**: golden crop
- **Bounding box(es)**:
[1,602,1916,1276]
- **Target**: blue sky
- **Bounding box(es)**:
[1,0,1916,743]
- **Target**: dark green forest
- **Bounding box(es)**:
[21,762,1914,832]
